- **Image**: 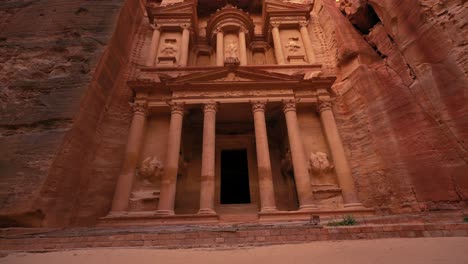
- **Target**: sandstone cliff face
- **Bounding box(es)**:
[0,0,141,226]
[322,0,468,212]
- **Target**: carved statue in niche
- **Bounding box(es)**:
[160,39,178,57]
[138,156,164,185]
[285,37,301,55]
[225,41,238,59]
[308,152,334,177]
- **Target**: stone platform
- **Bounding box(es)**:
[1,212,467,252]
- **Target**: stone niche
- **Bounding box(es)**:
[157,32,182,66]
[129,114,170,212]
[280,29,307,64]
[224,33,240,61]
[297,106,342,208]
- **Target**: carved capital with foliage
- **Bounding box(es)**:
[203,102,218,113]
[317,100,333,113]
[131,101,148,116]
[251,100,267,113]
[282,99,297,113]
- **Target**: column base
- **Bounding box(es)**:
[343,203,365,209]
[155,210,175,216]
[260,207,278,213]
[299,204,319,211]
[106,211,129,217]
[198,208,217,215]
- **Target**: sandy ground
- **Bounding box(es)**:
[2,237,468,264]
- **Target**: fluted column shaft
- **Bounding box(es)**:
[318,101,362,208]
[198,103,218,215]
[157,103,185,215]
[252,101,277,212]
[216,29,224,66]
[271,24,285,65]
[179,25,190,67]
[283,100,317,210]
[111,102,147,213]
[299,22,316,64]
[238,29,248,66]
[146,25,161,67]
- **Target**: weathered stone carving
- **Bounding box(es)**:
[138,156,164,184]
[280,148,293,177]
[285,37,301,54]
[225,41,238,59]
[160,39,178,57]
[308,152,334,177]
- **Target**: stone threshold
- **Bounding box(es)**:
[259,207,375,222]
[99,212,220,227]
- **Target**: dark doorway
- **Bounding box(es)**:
[220,149,251,204]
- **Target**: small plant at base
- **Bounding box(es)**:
[464,217,468,223]
[326,215,357,226]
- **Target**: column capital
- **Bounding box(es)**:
[168,102,185,115]
[299,21,309,28]
[239,26,249,34]
[317,100,333,113]
[130,101,148,116]
[150,23,161,31]
[180,23,191,31]
[282,99,298,113]
[251,100,267,113]
[214,27,224,34]
[203,102,218,113]
[270,22,281,29]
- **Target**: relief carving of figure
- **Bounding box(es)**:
[138,156,164,185]
[285,37,301,54]
[281,148,294,177]
[225,41,238,58]
[308,152,334,177]
[160,39,178,57]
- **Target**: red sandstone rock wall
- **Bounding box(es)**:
[0,0,144,227]
[319,0,468,212]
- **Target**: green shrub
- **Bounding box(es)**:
[464,217,468,223]
[327,215,357,226]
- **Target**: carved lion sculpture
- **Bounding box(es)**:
[139,156,164,184]
[308,152,334,177]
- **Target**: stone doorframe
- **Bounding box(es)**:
[214,135,260,210]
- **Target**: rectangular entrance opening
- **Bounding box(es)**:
[220,149,251,204]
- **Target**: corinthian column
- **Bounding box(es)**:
[146,24,161,67]
[110,102,148,213]
[198,102,218,215]
[318,101,363,208]
[251,101,277,212]
[216,28,224,66]
[299,21,316,64]
[179,24,191,67]
[238,27,248,66]
[157,102,185,215]
[283,100,317,210]
[271,23,285,65]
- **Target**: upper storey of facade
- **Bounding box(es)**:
[144,0,320,68]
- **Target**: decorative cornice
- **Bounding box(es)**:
[251,100,267,113]
[282,99,297,113]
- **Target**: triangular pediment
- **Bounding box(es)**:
[168,68,303,85]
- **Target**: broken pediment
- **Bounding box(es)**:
[147,1,196,22]
[264,0,313,14]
